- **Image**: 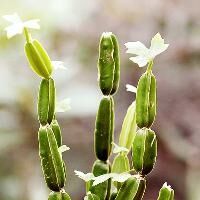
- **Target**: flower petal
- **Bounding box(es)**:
[4,24,24,38]
[129,56,148,67]
[3,13,40,38]
[125,41,149,56]
[23,19,40,29]
[112,173,132,182]
[58,145,70,153]
[74,170,95,182]
[52,61,67,70]
[55,98,71,113]
[126,84,137,93]
[92,173,114,186]
[149,33,169,58]
[2,13,22,23]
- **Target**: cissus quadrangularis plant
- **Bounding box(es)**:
[3,13,174,200]
[3,13,71,200]
[75,32,175,200]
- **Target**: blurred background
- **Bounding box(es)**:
[0,0,200,199]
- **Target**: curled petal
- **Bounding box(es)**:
[52,61,67,70]
[126,84,137,93]
[74,170,95,182]
[125,41,149,56]
[4,24,24,38]
[150,33,169,58]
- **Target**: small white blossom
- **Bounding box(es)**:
[125,33,169,67]
[74,170,95,182]
[92,172,132,186]
[3,13,40,38]
[58,145,70,154]
[52,61,67,71]
[55,98,71,113]
[126,84,137,93]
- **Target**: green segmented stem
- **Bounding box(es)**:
[110,33,120,95]
[142,128,157,175]
[95,96,113,161]
[47,78,56,124]
[132,128,157,175]
[109,96,114,155]
[136,71,156,128]
[38,78,56,125]
[98,32,115,95]
[133,178,146,200]
[51,119,62,147]
[157,184,174,200]
[115,177,140,200]
[148,73,156,127]
[25,39,52,79]
[89,160,110,200]
[132,129,146,172]
[38,126,66,191]
[33,40,53,75]
[38,79,49,125]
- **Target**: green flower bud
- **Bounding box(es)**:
[157,183,174,200]
[25,38,53,79]
[115,176,146,200]
[95,96,114,161]
[136,71,156,128]
[132,128,157,175]
[89,160,110,200]
[119,102,137,151]
[38,126,66,191]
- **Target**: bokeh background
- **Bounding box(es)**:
[0,0,200,199]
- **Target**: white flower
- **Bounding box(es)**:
[92,172,132,186]
[55,98,71,113]
[3,13,40,38]
[58,145,70,154]
[52,61,67,71]
[126,84,137,93]
[125,33,169,67]
[74,170,95,182]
